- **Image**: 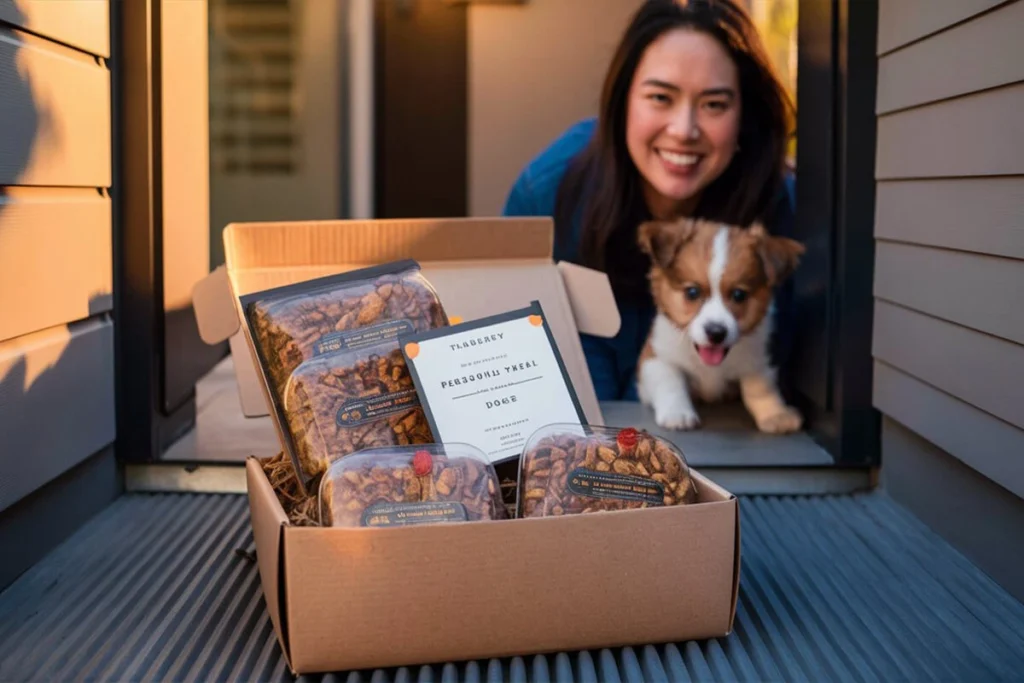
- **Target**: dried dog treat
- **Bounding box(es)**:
[517,424,697,518]
[318,444,507,527]
[283,344,434,484]
[239,260,448,489]
[241,259,448,411]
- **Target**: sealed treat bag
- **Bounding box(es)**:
[283,342,433,484]
[318,443,508,527]
[517,424,697,518]
[239,260,448,488]
[241,259,449,413]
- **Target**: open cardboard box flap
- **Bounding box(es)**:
[245,457,741,674]
[193,217,621,423]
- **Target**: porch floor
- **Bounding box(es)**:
[1,490,1022,682]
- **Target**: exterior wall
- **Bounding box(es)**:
[873,0,1024,594]
[0,1,119,587]
[0,2,116,512]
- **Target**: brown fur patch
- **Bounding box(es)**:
[719,228,774,334]
[639,219,722,331]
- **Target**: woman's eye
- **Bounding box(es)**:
[730,289,748,303]
[705,100,729,112]
[684,286,701,301]
[648,93,672,105]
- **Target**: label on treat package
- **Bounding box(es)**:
[336,389,420,426]
[567,468,665,505]
[360,501,468,527]
[400,302,587,464]
[314,319,415,356]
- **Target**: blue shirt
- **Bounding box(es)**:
[502,117,797,401]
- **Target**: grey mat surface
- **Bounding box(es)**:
[1,492,1022,682]
[600,401,833,467]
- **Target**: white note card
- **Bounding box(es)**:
[401,302,586,464]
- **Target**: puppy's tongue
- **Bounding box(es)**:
[696,345,727,366]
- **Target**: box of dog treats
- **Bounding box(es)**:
[192,217,740,675]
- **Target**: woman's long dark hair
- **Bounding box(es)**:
[554,0,795,270]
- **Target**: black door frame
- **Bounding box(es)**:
[373,0,468,218]
[791,0,881,466]
[111,0,227,463]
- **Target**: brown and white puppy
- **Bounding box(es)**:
[636,217,805,433]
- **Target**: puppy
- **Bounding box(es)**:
[636,217,805,434]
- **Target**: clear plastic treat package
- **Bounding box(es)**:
[282,342,435,485]
[318,443,508,527]
[517,424,698,518]
[239,260,449,488]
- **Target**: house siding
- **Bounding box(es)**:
[873,0,1024,595]
[0,6,116,523]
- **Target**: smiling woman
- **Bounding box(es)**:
[502,0,796,403]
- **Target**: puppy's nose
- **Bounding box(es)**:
[704,323,727,345]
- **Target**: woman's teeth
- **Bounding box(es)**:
[658,150,699,166]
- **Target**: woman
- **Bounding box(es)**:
[503,0,797,402]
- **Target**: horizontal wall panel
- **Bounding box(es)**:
[875,178,1024,259]
[876,83,1024,179]
[0,29,111,187]
[874,361,1024,499]
[874,241,1024,345]
[877,0,1005,55]
[0,0,109,57]
[0,188,112,342]
[0,318,115,513]
[872,301,1024,430]
[877,0,1024,113]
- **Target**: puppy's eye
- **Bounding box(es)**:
[730,289,749,303]
[683,286,701,301]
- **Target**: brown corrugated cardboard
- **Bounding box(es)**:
[246,457,740,674]
[196,217,741,675]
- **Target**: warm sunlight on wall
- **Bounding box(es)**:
[0,325,72,391]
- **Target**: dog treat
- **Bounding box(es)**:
[517,424,697,518]
[242,260,448,400]
[283,344,434,484]
[319,444,507,527]
[239,260,449,488]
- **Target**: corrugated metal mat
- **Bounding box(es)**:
[1,492,1023,682]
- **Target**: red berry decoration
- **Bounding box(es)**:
[617,427,639,450]
[412,450,432,476]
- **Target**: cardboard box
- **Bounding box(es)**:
[193,217,741,674]
[245,456,739,673]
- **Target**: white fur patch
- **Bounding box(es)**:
[689,227,739,347]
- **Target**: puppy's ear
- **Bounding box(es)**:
[638,218,696,270]
[752,223,805,285]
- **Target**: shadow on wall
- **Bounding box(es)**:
[0,5,37,188]
[0,8,119,587]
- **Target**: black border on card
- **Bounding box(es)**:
[399,300,588,463]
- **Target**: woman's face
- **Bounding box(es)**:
[625,28,741,218]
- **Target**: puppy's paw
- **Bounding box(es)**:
[755,406,803,434]
[655,403,702,431]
